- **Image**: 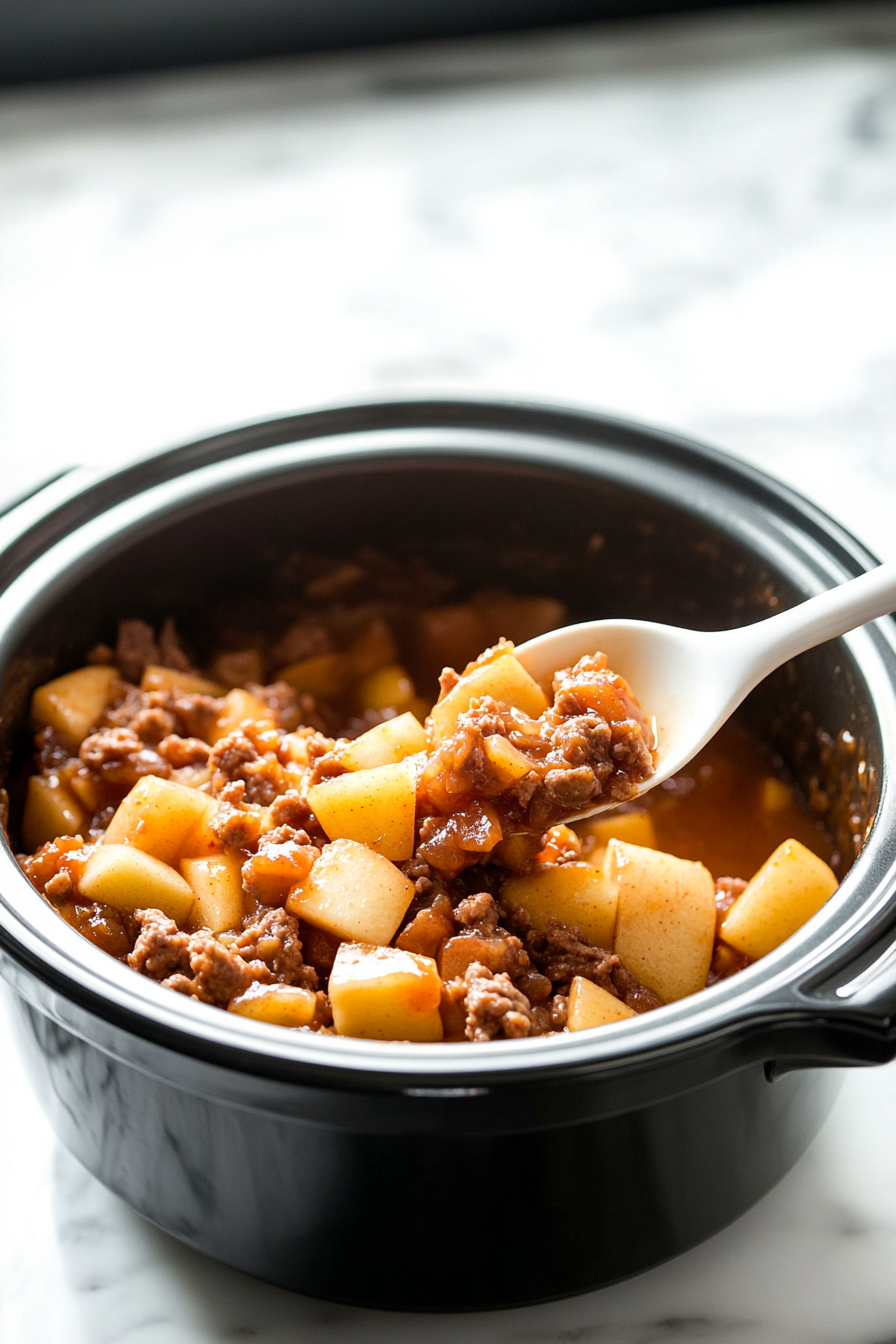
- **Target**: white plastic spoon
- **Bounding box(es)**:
[515,560,896,819]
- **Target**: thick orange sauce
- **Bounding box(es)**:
[636,717,835,882]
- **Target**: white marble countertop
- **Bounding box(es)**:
[3,4,896,1340]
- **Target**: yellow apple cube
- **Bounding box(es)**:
[103,776,219,866]
[31,665,119,746]
[500,862,618,948]
[720,839,838,959]
[278,653,350,698]
[429,653,548,742]
[307,758,416,861]
[567,976,637,1030]
[760,777,793,815]
[578,810,657,865]
[357,663,416,714]
[208,688,275,744]
[339,712,427,771]
[140,665,224,696]
[21,775,86,851]
[182,852,244,932]
[483,734,534,785]
[80,844,195,923]
[285,838,414,944]
[329,942,443,1041]
[610,840,716,1003]
[229,983,318,1028]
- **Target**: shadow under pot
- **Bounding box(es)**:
[1,399,895,1312]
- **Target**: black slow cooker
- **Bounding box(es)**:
[1,399,896,1312]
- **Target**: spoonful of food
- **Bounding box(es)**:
[514,560,896,819]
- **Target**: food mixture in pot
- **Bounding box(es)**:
[8,554,840,1042]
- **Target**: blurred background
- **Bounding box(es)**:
[1,0,895,562]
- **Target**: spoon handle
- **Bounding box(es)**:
[734,560,896,682]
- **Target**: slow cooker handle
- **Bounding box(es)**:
[759,933,896,1072]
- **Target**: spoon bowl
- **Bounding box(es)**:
[516,559,896,818]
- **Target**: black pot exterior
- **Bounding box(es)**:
[2,399,896,1310]
[8,990,835,1311]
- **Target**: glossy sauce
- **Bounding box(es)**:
[635,717,835,882]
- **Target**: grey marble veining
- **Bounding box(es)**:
[3,5,896,1341]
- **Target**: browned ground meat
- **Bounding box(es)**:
[420,653,654,847]
[159,735,211,768]
[129,908,191,980]
[454,892,500,933]
[158,617,193,673]
[115,619,160,683]
[212,794,265,849]
[208,729,290,805]
[520,917,663,1013]
[715,876,748,920]
[446,962,536,1041]
[80,726,171,788]
[230,906,318,990]
[166,935,258,1006]
[129,904,318,1006]
[128,705,178,744]
[707,878,753,985]
[247,680,309,733]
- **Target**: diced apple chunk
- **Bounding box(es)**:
[80,844,195,923]
[182,852,244,933]
[103,776,219,866]
[483,734,533,785]
[208,688,276,744]
[31,665,119,746]
[759,777,793,815]
[720,839,838,959]
[307,759,416,861]
[491,832,543,873]
[140,665,224,696]
[501,862,618,948]
[567,976,637,1030]
[229,983,317,1028]
[278,653,350,698]
[329,942,443,1041]
[610,840,716,1003]
[285,838,414,945]
[429,652,548,742]
[357,663,415,713]
[578,811,657,866]
[339,712,426,771]
[21,775,86,851]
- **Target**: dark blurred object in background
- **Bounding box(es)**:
[1,0,813,85]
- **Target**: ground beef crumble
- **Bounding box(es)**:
[445,962,537,1041]
[420,651,654,854]
[129,904,317,1007]
[518,915,663,1013]
[229,906,317,990]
